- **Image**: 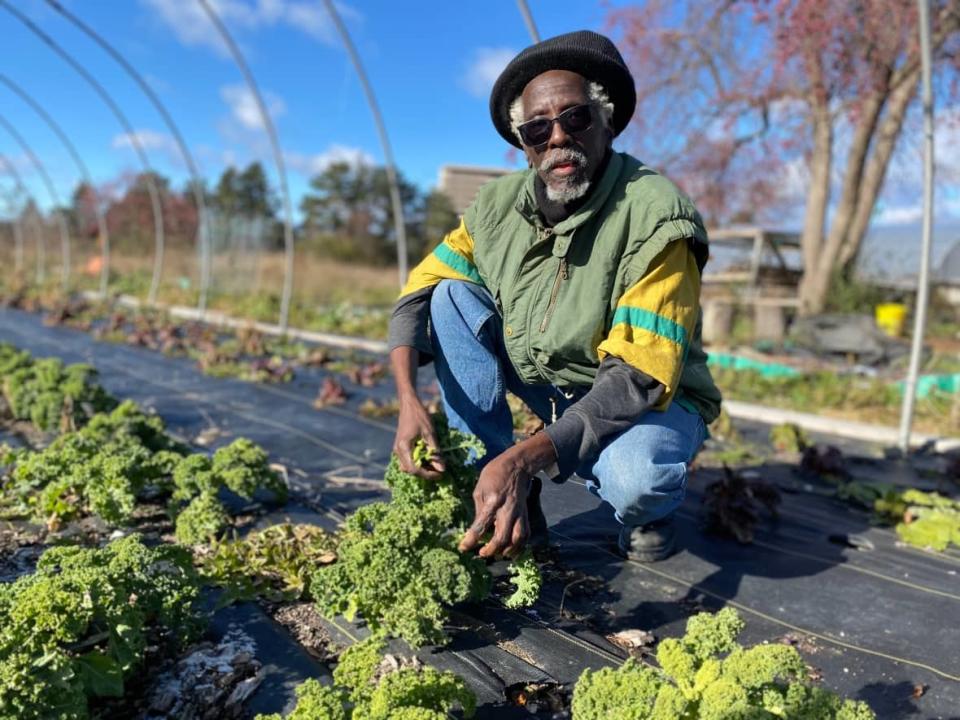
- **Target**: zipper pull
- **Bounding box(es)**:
[560,257,568,280]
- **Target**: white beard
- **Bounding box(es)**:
[545,178,591,204]
[540,147,592,204]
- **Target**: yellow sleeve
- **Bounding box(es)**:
[597,241,701,406]
[399,218,482,298]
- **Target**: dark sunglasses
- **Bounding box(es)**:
[517,103,594,148]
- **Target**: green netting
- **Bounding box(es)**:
[706,352,801,378]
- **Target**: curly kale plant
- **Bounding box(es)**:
[0,345,115,432]
[170,438,288,545]
[5,399,285,539]
[503,548,542,609]
[874,488,960,551]
[174,491,230,545]
[0,534,202,720]
[571,608,874,720]
[10,424,179,527]
[82,399,186,454]
[384,414,485,525]
[311,498,490,647]
[316,418,542,645]
[255,636,475,720]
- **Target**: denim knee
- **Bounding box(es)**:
[430,280,495,340]
[592,458,687,527]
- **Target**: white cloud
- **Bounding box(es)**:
[140,0,360,55]
[286,144,374,176]
[220,84,286,131]
[461,47,515,99]
[111,129,176,153]
[873,204,925,226]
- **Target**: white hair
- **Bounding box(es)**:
[508,81,615,145]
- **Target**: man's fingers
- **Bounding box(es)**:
[421,427,446,473]
[503,514,530,559]
[395,441,416,474]
[415,462,443,480]
[478,508,516,559]
[459,507,495,552]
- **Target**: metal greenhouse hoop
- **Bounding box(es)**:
[0,1,167,304]
[516,0,541,42]
[197,0,296,331]
[0,113,72,291]
[44,0,213,314]
[0,150,45,283]
[0,74,110,296]
[322,0,409,287]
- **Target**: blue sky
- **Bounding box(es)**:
[0,0,631,214]
[0,0,957,236]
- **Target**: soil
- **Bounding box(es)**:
[270,602,339,662]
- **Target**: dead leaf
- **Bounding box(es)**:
[314,377,348,408]
[607,628,656,651]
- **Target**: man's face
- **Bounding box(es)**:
[519,70,611,204]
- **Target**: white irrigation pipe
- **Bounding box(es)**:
[898,0,936,452]
[322,0,409,288]
[0,74,111,297]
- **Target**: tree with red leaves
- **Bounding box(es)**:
[609,0,960,313]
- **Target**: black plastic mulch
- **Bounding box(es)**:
[2,307,959,719]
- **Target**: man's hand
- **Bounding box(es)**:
[390,345,445,478]
[459,433,557,559]
[394,395,446,478]
[459,449,531,559]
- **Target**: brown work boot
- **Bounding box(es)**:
[527,476,549,547]
[618,514,676,562]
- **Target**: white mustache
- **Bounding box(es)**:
[541,148,587,173]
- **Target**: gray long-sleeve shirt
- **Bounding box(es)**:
[388,287,664,478]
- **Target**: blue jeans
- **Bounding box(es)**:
[430,280,706,529]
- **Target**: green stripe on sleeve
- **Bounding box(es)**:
[611,306,688,347]
[432,243,482,284]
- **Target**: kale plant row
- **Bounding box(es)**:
[255,636,475,720]
[0,535,203,720]
[1,398,287,542]
[0,342,116,433]
[572,607,874,719]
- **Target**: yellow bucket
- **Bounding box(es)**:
[875,303,908,337]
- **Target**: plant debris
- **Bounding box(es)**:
[702,465,781,543]
[606,628,656,654]
[800,444,850,480]
[271,603,338,662]
[506,681,568,714]
[358,397,400,418]
[314,377,349,408]
[145,627,262,720]
[770,422,811,453]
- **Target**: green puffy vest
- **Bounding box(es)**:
[463,151,721,423]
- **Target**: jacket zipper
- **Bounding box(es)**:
[539,256,568,333]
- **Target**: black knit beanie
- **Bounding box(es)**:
[489,30,636,148]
